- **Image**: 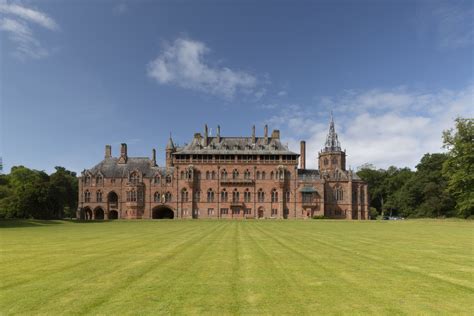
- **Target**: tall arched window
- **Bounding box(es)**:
[271,189,278,203]
[221,189,228,202]
[244,189,251,202]
[194,190,201,202]
[258,189,265,203]
[211,171,216,180]
[232,189,239,203]
[154,175,161,184]
[232,169,239,179]
[221,169,228,180]
[285,190,290,202]
[181,189,188,202]
[96,190,103,202]
[85,176,91,186]
[154,192,160,202]
[206,171,210,180]
[270,171,274,180]
[130,172,140,184]
[84,190,91,202]
[166,175,172,183]
[335,187,344,201]
[244,169,250,179]
[96,175,103,186]
[262,171,266,180]
[207,189,214,202]
[256,171,261,179]
[165,192,172,202]
[180,171,185,179]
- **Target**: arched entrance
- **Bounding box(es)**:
[152,206,174,219]
[258,207,264,219]
[109,210,118,219]
[83,207,92,220]
[107,191,118,208]
[94,207,104,220]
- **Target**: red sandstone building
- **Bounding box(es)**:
[78,117,369,220]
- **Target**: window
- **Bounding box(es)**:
[166,175,172,183]
[208,208,214,215]
[285,191,290,202]
[360,187,365,203]
[324,158,328,165]
[232,208,240,215]
[181,189,189,202]
[96,191,103,202]
[221,169,228,180]
[85,176,91,186]
[206,171,210,180]
[262,171,266,180]
[207,189,215,202]
[221,189,228,202]
[96,175,103,186]
[194,190,201,202]
[111,178,116,184]
[271,189,278,203]
[256,171,261,180]
[335,187,344,201]
[154,192,160,202]
[84,190,91,202]
[165,192,172,202]
[220,208,228,215]
[258,189,265,202]
[127,190,137,202]
[244,189,251,203]
[332,158,337,165]
[335,210,342,216]
[232,189,239,203]
[270,171,274,180]
[302,192,314,204]
[244,208,251,215]
[271,209,278,216]
[154,175,161,184]
[180,171,185,179]
[130,172,140,184]
[211,171,216,180]
[232,169,239,179]
[244,169,251,179]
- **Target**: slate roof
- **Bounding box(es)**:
[82,157,173,178]
[298,169,321,180]
[175,136,298,155]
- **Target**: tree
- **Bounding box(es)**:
[442,118,474,218]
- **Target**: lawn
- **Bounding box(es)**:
[0,220,473,315]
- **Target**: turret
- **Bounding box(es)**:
[166,134,176,167]
[318,113,346,172]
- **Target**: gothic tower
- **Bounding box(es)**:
[318,113,346,172]
[166,134,176,167]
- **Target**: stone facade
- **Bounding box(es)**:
[77,117,369,220]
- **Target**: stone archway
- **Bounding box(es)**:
[83,207,93,220]
[94,207,105,220]
[152,206,174,219]
[109,210,118,219]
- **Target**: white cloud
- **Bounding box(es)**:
[277,90,287,97]
[147,37,258,99]
[433,2,474,49]
[0,1,58,59]
[266,85,474,170]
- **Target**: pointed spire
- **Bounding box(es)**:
[166,133,175,150]
[323,112,341,152]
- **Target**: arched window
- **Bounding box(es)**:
[181,189,188,202]
[211,171,216,180]
[96,190,103,202]
[258,189,265,203]
[206,171,210,180]
[85,176,91,186]
[262,171,266,180]
[166,175,172,183]
[154,175,161,184]
[127,189,137,202]
[324,158,329,165]
[221,189,228,202]
[221,169,228,180]
[232,169,239,179]
[244,189,251,203]
[194,190,201,202]
[130,172,140,184]
[232,189,239,203]
[180,171,185,180]
[244,169,251,180]
[256,171,261,180]
[84,190,91,202]
[165,192,172,202]
[207,189,215,202]
[270,171,274,180]
[154,192,160,202]
[332,158,337,165]
[96,175,103,186]
[271,189,278,203]
[335,187,344,201]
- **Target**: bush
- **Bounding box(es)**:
[312,215,328,219]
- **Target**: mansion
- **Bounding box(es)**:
[78,117,369,220]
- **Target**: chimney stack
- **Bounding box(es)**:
[217,125,221,142]
[300,140,306,170]
[271,129,280,139]
[152,148,156,166]
[252,125,256,143]
[105,145,112,158]
[119,143,128,163]
[204,124,208,146]
[264,125,268,143]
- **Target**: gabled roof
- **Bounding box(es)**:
[175,136,298,155]
[83,157,173,178]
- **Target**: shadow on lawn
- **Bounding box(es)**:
[0,219,67,228]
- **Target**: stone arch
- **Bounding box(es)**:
[83,207,93,220]
[152,205,174,219]
[94,207,105,220]
[109,210,118,219]
[107,191,119,209]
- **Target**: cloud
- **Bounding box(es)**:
[147,37,258,99]
[277,90,287,97]
[0,1,58,59]
[113,3,128,16]
[265,85,474,169]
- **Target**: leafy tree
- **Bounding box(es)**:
[442,118,474,218]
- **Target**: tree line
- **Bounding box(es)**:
[0,118,471,220]
[357,118,473,219]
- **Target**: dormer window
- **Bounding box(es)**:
[130,172,140,184]
[96,175,103,186]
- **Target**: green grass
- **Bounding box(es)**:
[1,220,473,315]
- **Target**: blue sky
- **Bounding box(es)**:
[1,0,473,173]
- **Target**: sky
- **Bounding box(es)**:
[1,0,473,173]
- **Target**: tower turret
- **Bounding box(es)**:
[318,113,346,172]
[166,134,176,167]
